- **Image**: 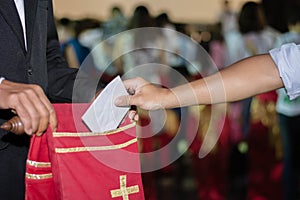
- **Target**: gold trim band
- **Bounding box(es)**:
[53,122,136,137]
[55,138,137,153]
[111,186,140,199]
[110,175,140,199]
[25,173,53,180]
[27,160,51,168]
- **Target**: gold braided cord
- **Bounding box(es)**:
[25,172,53,180]
[26,159,51,168]
[55,138,137,153]
[53,122,136,137]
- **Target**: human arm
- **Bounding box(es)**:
[0,80,57,136]
[45,0,78,102]
[115,53,283,109]
[45,0,101,103]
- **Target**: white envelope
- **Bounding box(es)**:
[81,76,130,133]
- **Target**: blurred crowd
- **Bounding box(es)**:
[55,1,300,199]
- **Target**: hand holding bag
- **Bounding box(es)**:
[25,103,145,200]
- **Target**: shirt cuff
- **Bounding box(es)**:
[0,77,5,84]
[269,43,300,100]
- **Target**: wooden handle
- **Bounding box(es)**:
[0,116,24,135]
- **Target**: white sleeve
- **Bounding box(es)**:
[0,77,5,84]
[269,43,300,100]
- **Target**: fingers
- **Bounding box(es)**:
[34,86,58,133]
[16,93,41,135]
[115,77,149,107]
[128,106,138,121]
[48,107,57,132]
[8,86,46,135]
[10,99,33,135]
[114,95,132,107]
[128,110,139,121]
[123,77,150,94]
[2,81,56,136]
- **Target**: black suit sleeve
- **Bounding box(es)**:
[45,0,100,103]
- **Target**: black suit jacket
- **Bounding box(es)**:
[0,0,99,148]
[0,2,103,198]
[0,0,78,101]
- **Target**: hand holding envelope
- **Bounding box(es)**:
[82,76,130,133]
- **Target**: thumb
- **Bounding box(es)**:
[114,95,132,107]
[49,108,58,132]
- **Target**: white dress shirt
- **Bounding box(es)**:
[270,43,300,100]
[14,0,27,49]
[0,0,27,81]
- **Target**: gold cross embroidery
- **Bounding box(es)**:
[110,175,140,200]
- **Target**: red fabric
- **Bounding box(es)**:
[25,103,144,200]
[25,132,56,200]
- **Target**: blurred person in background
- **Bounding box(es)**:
[102,6,127,40]
[56,17,75,48]
[113,5,165,82]
[61,18,100,68]
[274,8,300,200]
[219,0,238,36]
[155,13,181,75]
[218,1,281,198]
[223,1,278,145]
[209,22,226,70]
[80,6,128,84]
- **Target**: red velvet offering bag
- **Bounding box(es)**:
[25,130,56,200]
[25,103,145,200]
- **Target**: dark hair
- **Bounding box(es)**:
[127,5,155,29]
[112,6,122,14]
[238,1,266,34]
[126,6,159,48]
[74,18,100,37]
[286,8,300,25]
[59,17,72,26]
[155,13,170,27]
